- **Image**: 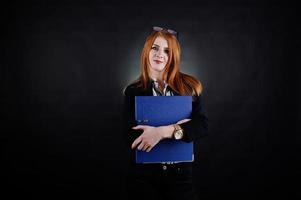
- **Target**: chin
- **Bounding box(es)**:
[151,65,166,72]
[153,68,165,73]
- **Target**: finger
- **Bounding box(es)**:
[179,119,189,123]
[142,143,150,151]
[132,125,145,130]
[146,146,153,152]
[137,142,145,151]
[177,118,191,124]
[176,120,182,124]
[131,137,142,149]
[147,141,159,152]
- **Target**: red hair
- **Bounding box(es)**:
[134,30,203,97]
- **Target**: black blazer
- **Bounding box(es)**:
[122,80,209,149]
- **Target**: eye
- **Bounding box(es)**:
[164,49,169,54]
[151,46,158,51]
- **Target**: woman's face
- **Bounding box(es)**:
[148,36,169,74]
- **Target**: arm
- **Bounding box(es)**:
[122,91,141,147]
[179,94,209,142]
[131,124,174,152]
[122,90,175,152]
[130,94,209,151]
[122,89,208,150]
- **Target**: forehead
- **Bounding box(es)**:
[153,36,168,48]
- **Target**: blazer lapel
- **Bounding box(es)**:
[144,81,154,96]
[143,81,180,96]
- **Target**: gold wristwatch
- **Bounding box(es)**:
[173,124,184,140]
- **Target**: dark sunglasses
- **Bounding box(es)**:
[152,26,179,39]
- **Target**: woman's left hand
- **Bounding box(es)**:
[177,118,191,124]
[131,125,168,152]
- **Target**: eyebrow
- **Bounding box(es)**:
[152,44,169,49]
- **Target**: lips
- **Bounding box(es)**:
[154,60,163,64]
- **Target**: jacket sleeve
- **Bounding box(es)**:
[122,88,143,148]
[180,94,209,142]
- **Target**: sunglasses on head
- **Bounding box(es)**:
[152,26,179,39]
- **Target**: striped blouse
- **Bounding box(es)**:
[151,79,174,96]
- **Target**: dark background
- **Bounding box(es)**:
[1,0,299,199]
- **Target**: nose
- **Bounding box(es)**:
[155,49,164,58]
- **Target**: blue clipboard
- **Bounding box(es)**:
[135,96,194,163]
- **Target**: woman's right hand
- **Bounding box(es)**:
[131,125,163,152]
[131,124,174,152]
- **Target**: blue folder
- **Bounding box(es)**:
[135,96,193,163]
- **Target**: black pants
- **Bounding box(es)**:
[126,162,199,200]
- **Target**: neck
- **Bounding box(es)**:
[149,71,164,82]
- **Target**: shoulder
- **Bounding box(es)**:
[122,80,143,96]
[180,72,202,97]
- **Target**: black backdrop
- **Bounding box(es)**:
[1,0,299,199]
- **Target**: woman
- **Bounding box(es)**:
[122,26,208,200]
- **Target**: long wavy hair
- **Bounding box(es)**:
[134,30,203,97]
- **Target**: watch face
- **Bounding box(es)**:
[174,130,183,140]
